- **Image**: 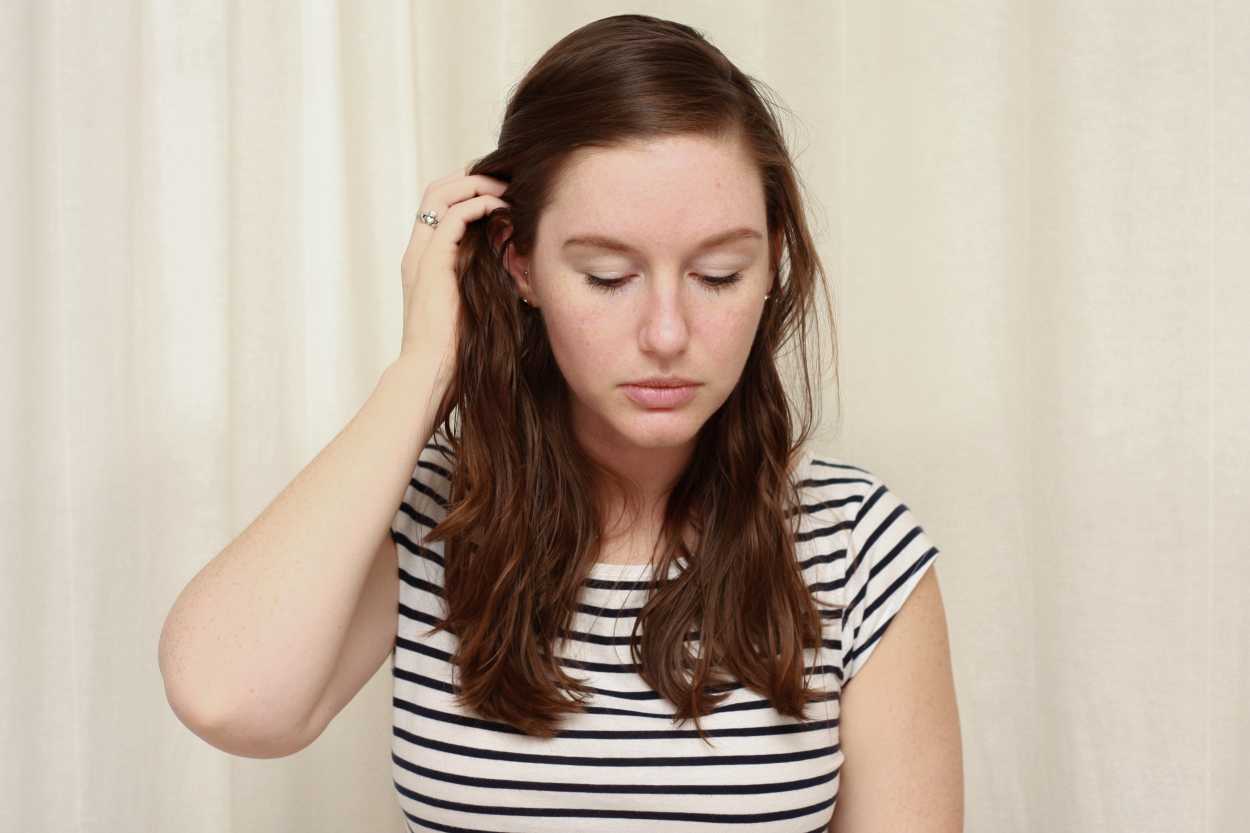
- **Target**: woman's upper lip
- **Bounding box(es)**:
[623,376,699,388]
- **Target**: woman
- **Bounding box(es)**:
[159,13,963,833]
[391,13,963,831]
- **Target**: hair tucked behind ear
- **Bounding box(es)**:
[418,13,841,743]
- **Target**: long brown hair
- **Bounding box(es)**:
[422,13,841,743]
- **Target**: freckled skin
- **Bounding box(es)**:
[505,133,775,519]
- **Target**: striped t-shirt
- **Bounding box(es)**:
[389,440,941,832]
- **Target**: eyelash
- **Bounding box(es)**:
[583,272,744,294]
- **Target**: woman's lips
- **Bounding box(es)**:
[622,384,699,408]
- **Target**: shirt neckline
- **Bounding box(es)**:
[587,560,656,577]
[583,446,811,581]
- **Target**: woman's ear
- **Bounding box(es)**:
[488,217,511,268]
[489,219,535,302]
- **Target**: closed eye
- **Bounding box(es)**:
[584,272,744,294]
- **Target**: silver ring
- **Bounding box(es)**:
[418,209,440,228]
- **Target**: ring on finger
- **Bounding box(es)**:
[418,208,440,229]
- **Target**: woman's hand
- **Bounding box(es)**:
[399,163,510,376]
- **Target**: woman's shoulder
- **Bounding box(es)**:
[793,444,877,502]
[788,444,888,552]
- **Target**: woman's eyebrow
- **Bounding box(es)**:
[561,226,763,255]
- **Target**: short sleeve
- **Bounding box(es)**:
[840,469,941,685]
[390,436,454,586]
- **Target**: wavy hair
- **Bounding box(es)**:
[421,13,841,743]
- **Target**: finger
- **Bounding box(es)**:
[424,175,510,214]
[411,176,510,249]
[429,167,466,189]
[422,194,509,271]
[428,161,487,191]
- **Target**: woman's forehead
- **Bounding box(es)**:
[555,134,758,196]
[541,138,766,251]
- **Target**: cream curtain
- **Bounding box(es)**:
[1,2,1246,831]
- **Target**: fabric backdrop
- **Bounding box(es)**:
[1,2,1246,832]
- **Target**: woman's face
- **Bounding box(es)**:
[512,133,775,466]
